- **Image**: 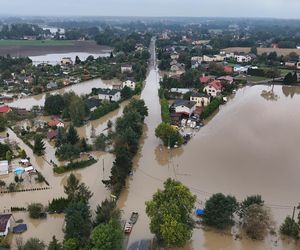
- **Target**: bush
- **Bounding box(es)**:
[280,216,300,239]
[53,158,97,174]
[48,197,70,213]
[55,144,80,161]
[28,203,44,219]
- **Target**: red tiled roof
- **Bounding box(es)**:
[199,76,210,84]
[208,80,222,90]
[0,214,12,233]
[224,66,233,72]
[48,119,63,127]
[0,105,11,113]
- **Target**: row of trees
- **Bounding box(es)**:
[103,99,148,195]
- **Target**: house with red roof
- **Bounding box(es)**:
[223,66,233,73]
[199,75,212,85]
[0,214,13,236]
[47,129,58,141]
[203,80,222,97]
[0,105,11,114]
[48,119,64,128]
[218,75,234,85]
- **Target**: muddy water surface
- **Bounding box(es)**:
[118,40,300,250]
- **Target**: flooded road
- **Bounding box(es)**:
[118,38,300,249]
[10,78,119,109]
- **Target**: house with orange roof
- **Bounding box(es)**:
[0,105,11,114]
[48,119,64,128]
[203,80,222,97]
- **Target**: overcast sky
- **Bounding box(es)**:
[0,0,299,19]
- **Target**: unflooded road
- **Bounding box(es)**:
[118,38,300,249]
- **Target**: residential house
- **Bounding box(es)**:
[199,75,212,85]
[285,61,300,69]
[234,53,254,63]
[217,75,234,85]
[234,65,249,73]
[190,93,210,107]
[112,83,123,90]
[135,43,144,51]
[122,78,136,90]
[48,119,64,128]
[170,88,193,95]
[0,161,9,175]
[171,52,179,60]
[191,56,203,69]
[84,98,101,112]
[223,65,233,73]
[0,105,11,114]
[47,129,58,141]
[97,88,121,102]
[61,57,73,65]
[0,96,13,103]
[0,214,13,236]
[46,81,58,90]
[121,64,133,73]
[204,80,222,97]
[203,55,225,62]
[173,99,196,116]
[171,63,185,72]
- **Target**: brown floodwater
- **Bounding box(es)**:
[10,78,120,110]
[117,38,300,250]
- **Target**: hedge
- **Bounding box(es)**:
[90,102,120,120]
[201,98,222,120]
[53,158,97,174]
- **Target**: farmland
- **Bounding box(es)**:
[224,47,300,56]
[0,39,74,46]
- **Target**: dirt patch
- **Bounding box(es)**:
[223,47,300,56]
[0,40,112,57]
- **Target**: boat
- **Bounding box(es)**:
[124,222,133,234]
[129,212,139,224]
[13,224,27,234]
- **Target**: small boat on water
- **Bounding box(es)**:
[124,222,133,234]
[13,224,27,234]
[129,212,139,224]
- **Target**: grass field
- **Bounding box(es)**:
[0,40,75,46]
[224,47,300,56]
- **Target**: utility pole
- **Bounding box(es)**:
[292,206,296,220]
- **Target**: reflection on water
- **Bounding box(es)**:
[10,78,120,109]
[261,84,279,101]
[282,85,300,98]
[118,69,300,250]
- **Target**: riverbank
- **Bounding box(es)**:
[0,40,111,57]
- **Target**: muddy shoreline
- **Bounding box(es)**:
[0,40,112,57]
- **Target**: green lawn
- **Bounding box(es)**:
[0,40,75,46]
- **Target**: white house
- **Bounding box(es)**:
[203,80,223,97]
[235,54,252,63]
[121,64,133,73]
[190,93,210,107]
[173,100,196,116]
[97,88,121,102]
[61,57,73,65]
[122,79,136,90]
[171,52,179,60]
[0,214,12,236]
[0,160,8,175]
[191,56,203,69]
[170,88,193,95]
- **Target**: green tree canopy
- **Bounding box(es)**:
[202,193,238,229]
[91,219,123,250]
[145,178,196,247]
[66,125,79,145]
[44,94,65,115]
[155,122,183,147]
[23,238,45,250]
[33,135,46,156]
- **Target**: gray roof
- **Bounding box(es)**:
[191,92,209,98]
[173,99,196,109]
[96,88,120,96]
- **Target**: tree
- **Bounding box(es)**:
[91,219,123,250]
[44,95,65,115]
[280,216,299,239]
[80,138,88,152]
[28,203,43,219]
[250,46,257,55]
[74,183,93,204]
[66,125,79,145]
[62,238,79,250]
[23,238,45,250]
[202,193,238,229]
[95,199,118,225]
[145,178,196,247]
[155,122,183,147]
[243,204,273,240]
[239,195,264,218]
[33,135,46,156]
[94,133,107,151]
[284,72,294,85]
[121,86,133,99]
[68,95,86,126]
[0,116,7,132]
[64,202,92,241]
[75,56,81,65]
[48,236,62,250]
[64,173,80,201]
[5,150,12,161]
[19,149,27,159]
